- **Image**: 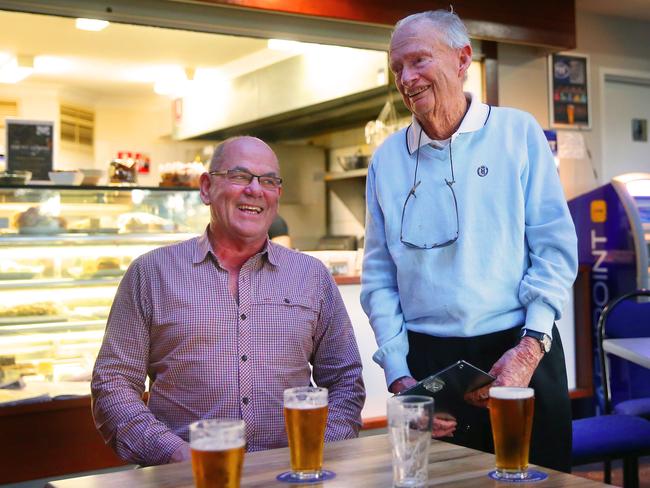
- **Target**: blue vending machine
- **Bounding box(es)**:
[568,173,650,413]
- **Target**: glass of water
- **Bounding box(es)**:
[387,395,434,488]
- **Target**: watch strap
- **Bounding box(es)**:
[520,328,552,353]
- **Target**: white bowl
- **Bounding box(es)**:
[49,171,84,186]
[80,169,104,186]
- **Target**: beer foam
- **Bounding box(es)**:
[489,387,534,400]
[284,400,327,409]
[191,436,245,451]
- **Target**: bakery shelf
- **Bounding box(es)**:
[0,184,208,398]
[0,232,198,247]
[0,319,106,335]
[0,277,122,290]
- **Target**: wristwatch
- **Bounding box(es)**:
[520,328,552,354]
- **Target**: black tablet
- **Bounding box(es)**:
[396,360,495,415]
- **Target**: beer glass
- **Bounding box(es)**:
[489,386,535,480]
[387,395,434,488]
[283,386,329,481]
[189,419,246,488]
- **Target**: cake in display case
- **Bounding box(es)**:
[0,184,208,402]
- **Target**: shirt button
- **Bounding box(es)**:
[240,313,246,320]
[242,397,249,405]
[241,355,248,362]
[283,298,290,304]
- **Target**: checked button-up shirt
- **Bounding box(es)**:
[91,231,365,465]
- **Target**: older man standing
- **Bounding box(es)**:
[361,10,577,471]
[92,136,364,466]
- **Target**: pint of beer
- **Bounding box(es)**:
[283,386,328,481]
[189,419,246,488]
[489,387,535,480]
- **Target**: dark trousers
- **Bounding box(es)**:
[407,325,572,473]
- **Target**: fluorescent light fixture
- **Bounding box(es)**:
[75,18,109,31]
[0,55,34,84]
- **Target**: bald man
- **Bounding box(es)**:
[92,136,365,466]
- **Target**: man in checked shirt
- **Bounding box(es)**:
[91,136,365,466]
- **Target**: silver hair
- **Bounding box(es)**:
[393,9,470,49]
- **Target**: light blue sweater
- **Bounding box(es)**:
[360,103,578,386]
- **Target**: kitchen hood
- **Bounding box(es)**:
[172,46,402,142]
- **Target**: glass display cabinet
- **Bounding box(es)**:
[0,184,208,399]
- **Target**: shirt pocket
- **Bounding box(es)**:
[251,295,319,367]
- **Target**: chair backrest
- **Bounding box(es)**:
[597,289,650,413]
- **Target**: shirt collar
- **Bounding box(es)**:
[406,92,490,155]
[193,226,279,267]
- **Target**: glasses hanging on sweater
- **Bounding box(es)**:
[399,128,459,249]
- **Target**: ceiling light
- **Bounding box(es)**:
[0,55,34,84]
[75,18,109,31]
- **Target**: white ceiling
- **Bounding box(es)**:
[0,9,286,98]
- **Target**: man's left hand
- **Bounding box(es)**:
[464,336,544,408]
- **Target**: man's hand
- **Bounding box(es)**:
[389,376,417,394]
[169,442,191,463]
[465,337,543,408]
[432,413,457,438]
[389,377,457,438]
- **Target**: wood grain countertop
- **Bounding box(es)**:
[45,433,611,488]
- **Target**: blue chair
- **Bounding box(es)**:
[572,414,650,487]
[598,289,650,419]
[571,289,650,488]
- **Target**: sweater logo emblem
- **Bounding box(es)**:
[477,165,489,177]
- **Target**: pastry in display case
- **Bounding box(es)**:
[159,161,205,188]
[0,183,209,403]
[14,206,67,234]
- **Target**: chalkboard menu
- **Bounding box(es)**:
[6,119,54,180]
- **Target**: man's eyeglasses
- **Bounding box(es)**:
[209,169,283,190]
[400,128,459,249]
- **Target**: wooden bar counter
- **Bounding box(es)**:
[46,434,610,488]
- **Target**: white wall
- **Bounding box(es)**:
[0,82,211,183]
[94,96,209,186]
[498,11,650,199]
[270,143,327,251]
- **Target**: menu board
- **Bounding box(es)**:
[6,119,54,180]
[548,53,590,129]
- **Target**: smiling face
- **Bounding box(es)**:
[389,19,471,127]
[199,136,281,251]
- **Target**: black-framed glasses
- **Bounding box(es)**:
[209,169,283,190]
[400,128,459,249]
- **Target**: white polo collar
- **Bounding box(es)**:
[406,92,491,155]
